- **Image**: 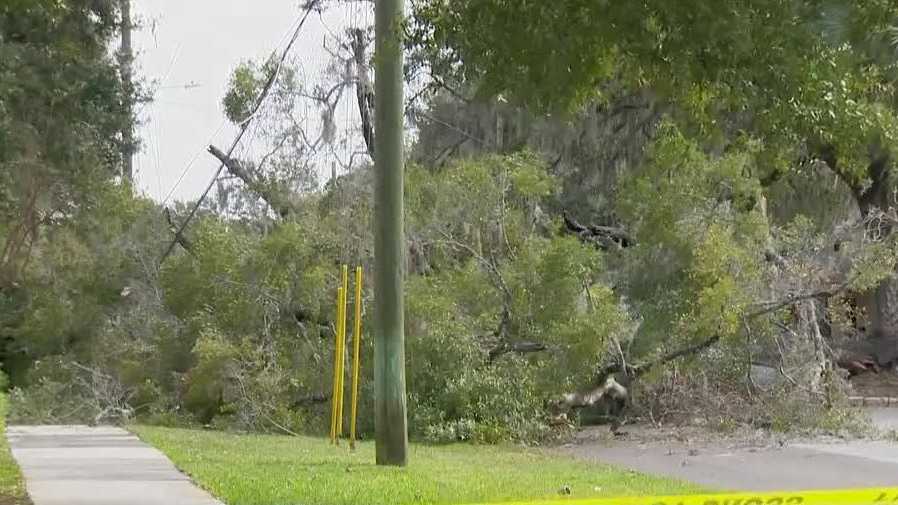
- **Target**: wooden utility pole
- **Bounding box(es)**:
[119,0,135,183]
[374,0,409,466]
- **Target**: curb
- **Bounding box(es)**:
[848,396,898,407]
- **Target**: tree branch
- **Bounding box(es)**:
[208,145,296,219]
[746,284,847,319]
[487,338,547,363]
[163,208,193,253]
[562,211,634,250]
[350,28,375,160]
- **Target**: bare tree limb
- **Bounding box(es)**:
[208,145,296,219]
[551,374,627,413]
[487,339,547,362]
[435,233,512,303]
[562,211,634,250]
[350,28,375,160]
[292,393,331,408]
[163,208,193,253]
[746,284,848,319]
[630,334,722,379]
[433,233,547,363]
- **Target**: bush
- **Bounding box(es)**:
[9,379,92,425]
[8,356,137,425]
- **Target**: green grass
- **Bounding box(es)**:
[132,426,701,505]
[0,394,29,505]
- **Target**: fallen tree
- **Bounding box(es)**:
[550,284,880,423]
[208,145,297,219]
[562,211,634,250]
[549,333,721,419]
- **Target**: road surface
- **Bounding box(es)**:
[562,408,898,491]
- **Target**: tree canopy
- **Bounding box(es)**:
[414,1,898,181]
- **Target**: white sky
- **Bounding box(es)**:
[132,1,366,203]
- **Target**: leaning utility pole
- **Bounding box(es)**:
[119,0,135,183]
[374,0,409,466]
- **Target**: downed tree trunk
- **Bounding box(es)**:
[488,340,548,362]
[835,350,879,378]
[799,299,829,394]
[549,375,628,413]
[562,211,634,250]
[550,334,721,418]
[600,334,722,381]
[208,145,296,218]
[292,393,330,408]
[550,282,866,422]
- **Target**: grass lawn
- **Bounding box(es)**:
[0,395,29,505]
[132,426,701,505]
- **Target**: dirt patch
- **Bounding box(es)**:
[849,369,898,398]
[0,493,31,505]
[567,422,790,451]
[562,409,885,452]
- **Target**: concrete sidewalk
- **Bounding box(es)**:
[7,425,222,505]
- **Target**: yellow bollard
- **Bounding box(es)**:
[329,286,343,444]
[349,266,363,449]
[336,265,349,440]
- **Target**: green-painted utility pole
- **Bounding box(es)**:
[374,0,409,466]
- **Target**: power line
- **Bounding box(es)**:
[157,1,308,206]
[161,119,228,204]
[414,110,491,146]
[160,0,322,263]
[152,114,164,200]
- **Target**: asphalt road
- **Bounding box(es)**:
[562,408,898,491]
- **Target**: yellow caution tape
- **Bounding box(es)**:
[470,488,898,505]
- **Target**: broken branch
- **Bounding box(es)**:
[163,208,193,253]
[562,211,634,250]
[208,145,296,219]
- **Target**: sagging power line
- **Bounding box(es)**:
[159,0,322,263]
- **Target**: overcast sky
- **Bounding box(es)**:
[132,1,361,203]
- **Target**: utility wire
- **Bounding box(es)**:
[159,3,308,205]
[161,119,227,204]
[160,0,322,263]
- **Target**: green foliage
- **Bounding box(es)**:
[0,392,28,504]
[610,124,767,357]
[184,328,236,422]
[0,0,129,285]
[8,358,93,424]
[0,1,137,399]
[401,155,628,439]
[222,61,263,125]
[414,0,898,182]
[0,152,612,440]
[222,57,296,126]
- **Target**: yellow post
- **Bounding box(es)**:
[330,286,343,444]
[350,266,363,449]
[336,265,349,439]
